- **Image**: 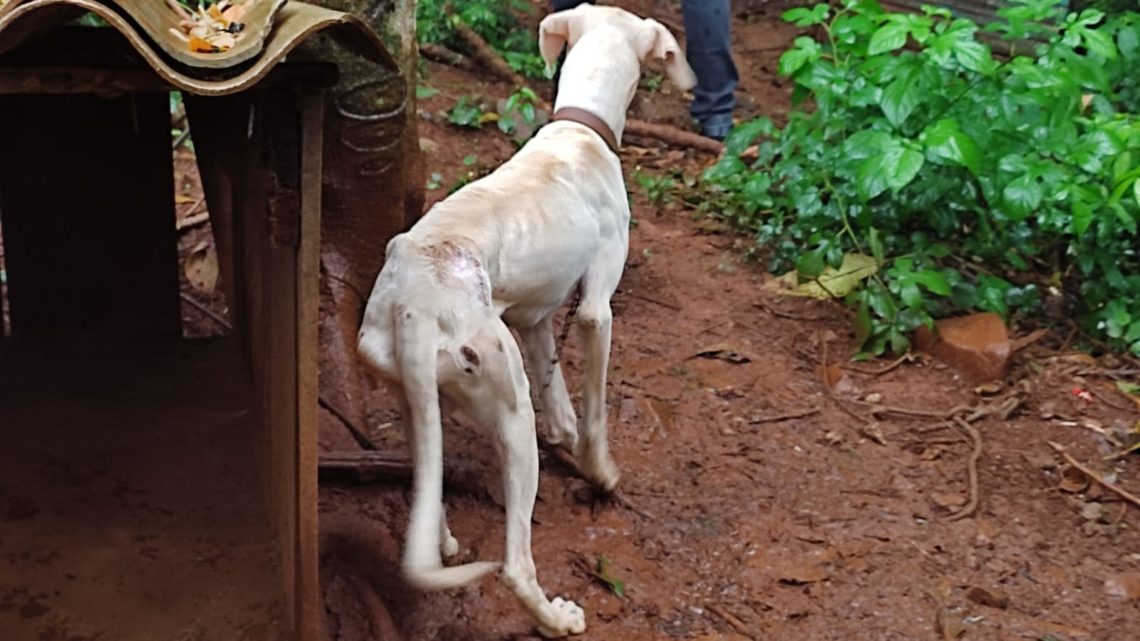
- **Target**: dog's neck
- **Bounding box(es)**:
[552,30,640,147]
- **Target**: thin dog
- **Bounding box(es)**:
[357,5,695,637]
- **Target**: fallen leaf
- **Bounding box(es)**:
[820,364,846,390]
[1105,572,1140,599]
[175,193,196,204]
[779,253,878,300]
[966,586,1010,609]
[859,422,887,445]
[775,562,830,585]
[693,219,732,235]
[1057,467,1089,493]
[931,492,966,510]
[189,36,217,53]
[184,242,219,293]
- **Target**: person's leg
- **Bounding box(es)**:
[681,0,738,140]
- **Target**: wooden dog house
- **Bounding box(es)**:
[0,2,417,639]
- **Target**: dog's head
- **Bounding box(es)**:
[538,5,697,92]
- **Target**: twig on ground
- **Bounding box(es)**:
[1047,441,1140,510]
[450,18,531,88]
[947,415,982,521]
[818,332,874,425]
[172,127,192,150]
[319,396,378,451]
[753,299,831,322]
[841,352,914,376]
[180,291,231,330]
[624,119,724,155]
[419,43,477,71]
[749,406,820,424]
[620,289,682,311]
[706,603,759,640]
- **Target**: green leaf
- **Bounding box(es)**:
[888,146,925,192]
[1115,380,1140,397]
[778,37,821,76]
[911,269,951,296]
[868,227,885,265]
[415,85,440,99]
[922,118,981,175]
[1081,27,1117,59]
[462,154,477,166]
[1002,173,1043,220]
[1135,178,1140,208]
[869,23,908,55]
[1105,300,1132,339]
[782,5,830,27]
[725,118,773,156]
[1072,200,1093,235]
[854,301,873,346]
[880,64,923,128]
[594,555,627,599]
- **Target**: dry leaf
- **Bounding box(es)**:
[189,36,217,53]
[184,242,219,293]
[1057,466,1090,493]
[175,194,196,204]
[966,586,1010,609]
[931,492,966,510]
[778,253,878,300]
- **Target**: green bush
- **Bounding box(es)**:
[417,0,546,80]
[702,0,1140,357]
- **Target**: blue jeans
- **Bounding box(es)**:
[549,0,738,139]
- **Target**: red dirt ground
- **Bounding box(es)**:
[165,1,1140,639]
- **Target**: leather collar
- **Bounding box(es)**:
[551,107,619,156]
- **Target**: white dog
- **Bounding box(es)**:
[356,5,695,637]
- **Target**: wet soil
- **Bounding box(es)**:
[162,1,1140,639]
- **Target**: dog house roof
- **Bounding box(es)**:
[0,0,397,95]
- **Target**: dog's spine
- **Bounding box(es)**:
[395,306,501,590]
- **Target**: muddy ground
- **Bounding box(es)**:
[165,1,1140,639]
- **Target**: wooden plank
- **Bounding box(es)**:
[294,90,323,641]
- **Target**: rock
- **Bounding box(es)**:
[966,586,1010,609]
[915,313,1010,382]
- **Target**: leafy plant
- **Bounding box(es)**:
[418,0,546,79]
[702,0,1140,357]
[497,87,541,137]
[447,96,487,128]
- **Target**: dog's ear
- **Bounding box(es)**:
[538,11,578,76]
[639,19,697,91]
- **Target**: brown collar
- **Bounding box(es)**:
[551,107,619,156]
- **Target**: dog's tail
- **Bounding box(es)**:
[394,305,501,590]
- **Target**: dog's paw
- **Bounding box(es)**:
[440,533,460,558]
[536,597,586,637]
[580,453,620,493]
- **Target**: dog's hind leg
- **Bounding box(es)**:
[519,314,579,452]
[573,256,623,492]
[475,319,586,637]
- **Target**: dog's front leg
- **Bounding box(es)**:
[519,314,579,451]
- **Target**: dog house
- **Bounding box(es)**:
[0,2,417,639]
